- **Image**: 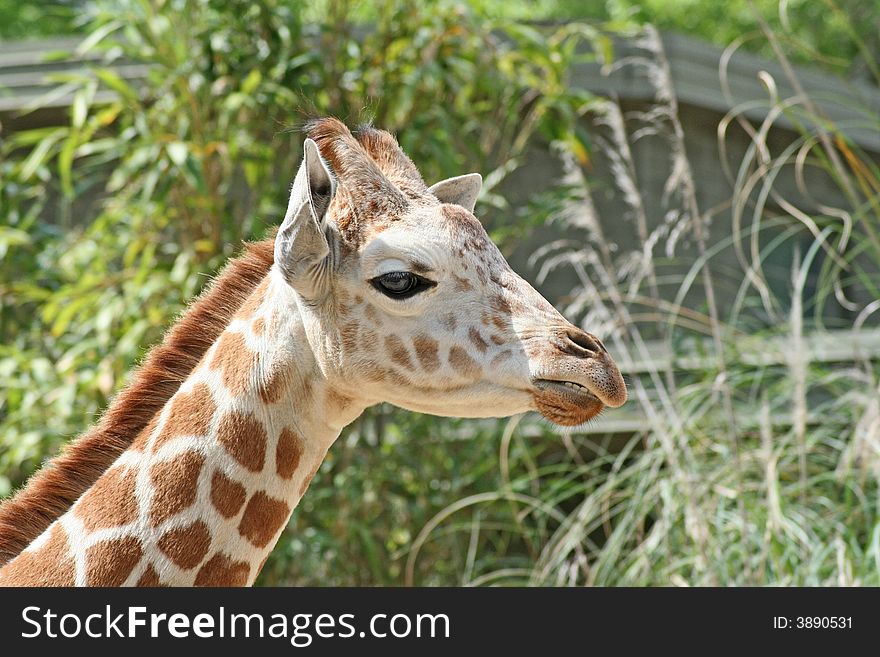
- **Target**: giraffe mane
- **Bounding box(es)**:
[0,234,276,565]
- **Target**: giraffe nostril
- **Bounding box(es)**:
[564,329,601,356]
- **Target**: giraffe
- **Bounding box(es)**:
[0,118,626,586]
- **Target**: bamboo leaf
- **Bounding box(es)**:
[19,129,66,180]
[75,20,125,56]
[58,132,79,198]
[94,68,140,104]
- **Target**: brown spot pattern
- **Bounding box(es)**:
[75,466,138,533]
[385,335,414,370]
[340,321,360,352]
[0,524,74,586]
[468,327,488,353]
[158,520,211,570]
[86,536,143,586]
[384,367,410,387]
[449,346,481,377]
[413,335,440,371]
[276,428,304,479]
[152,383,216,452]
[238,492,290,548]
[131,414,160,451]
[216,410,267,472]
[149,450,205,527]
[211,332,257,396]
[210,470,247,518]
[325,387,353,412]
[361,360,385,383]
[252,317,265,336]
[442,205,487,241]
[364,304,379,324]
[362,327,378,347]
[137,563,163,587]
[259,366,288,404]
[441,314,457,331]
[194,552,250,587]
[491,294,512,315]
[453,275,473,292]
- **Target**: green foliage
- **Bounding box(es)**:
[623,0,880,81]
[0,1,84,40]
[475,0,880,81]
[7,1,877,83]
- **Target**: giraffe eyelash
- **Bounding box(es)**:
[370,271,436,299]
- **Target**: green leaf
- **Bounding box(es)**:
[0,227,31,260]
[58,132,79,198]
[182,153,206,192]
[19,81,81,115]
[72,90,88,129]
[50,295,91,337]
[40,49,75,63]
[93,103,123,127]
[20,129,66,180]
[241,69,262,95]
[94,68,139,104]
[75,20,124,56]
[166,141,188,167]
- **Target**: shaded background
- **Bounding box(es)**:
[1,0,879,585]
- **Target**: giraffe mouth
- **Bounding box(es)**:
[531,379,605,426]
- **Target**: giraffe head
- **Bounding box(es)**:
[274,119,626,426]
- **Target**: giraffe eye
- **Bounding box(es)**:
[371,272,435,299]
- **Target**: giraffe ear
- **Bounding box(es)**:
[428,173,482,213]
[274,138,337,298]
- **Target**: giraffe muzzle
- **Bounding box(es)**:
[529,327,627,426]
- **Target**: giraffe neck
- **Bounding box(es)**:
[0,269,367,586]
